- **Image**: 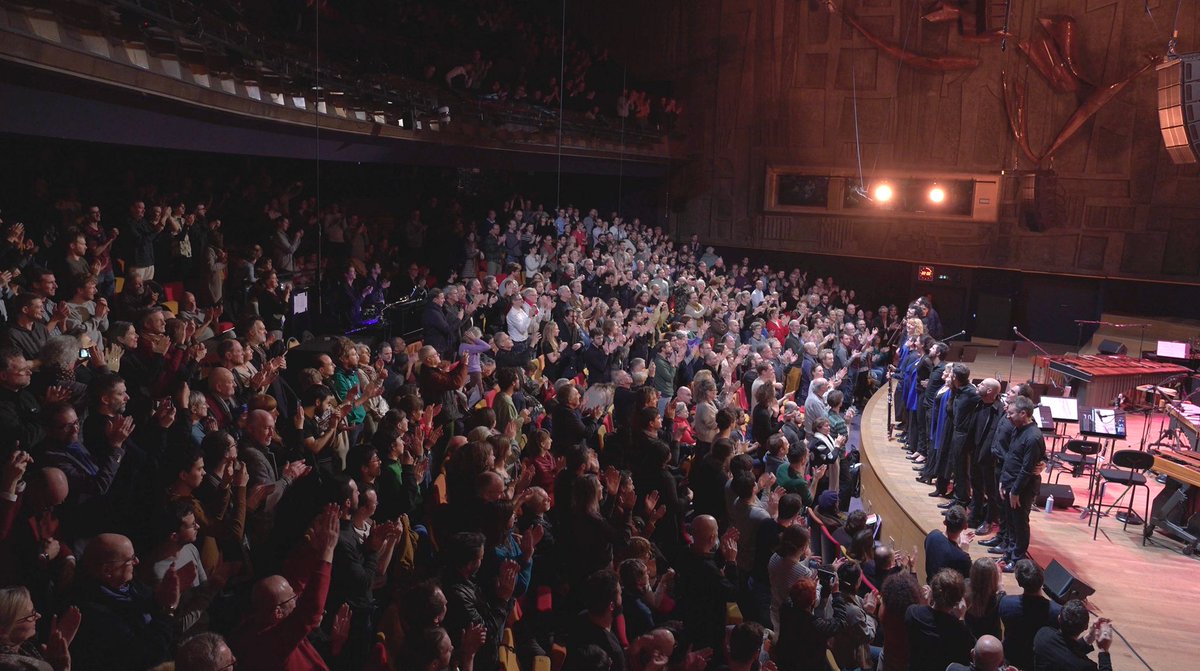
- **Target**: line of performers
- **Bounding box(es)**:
[891,317,1048,572]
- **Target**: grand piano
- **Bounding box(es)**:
[1040,354,1189,407]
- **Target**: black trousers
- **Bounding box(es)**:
[953,447,974,507]
[969,455,1000,526]
[1004,485,1038,560]
[910,401,930,453]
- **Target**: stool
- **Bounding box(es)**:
[1091,450,1154,540]
[1051,439,1101,487]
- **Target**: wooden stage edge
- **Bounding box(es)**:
[858,386,1200,671]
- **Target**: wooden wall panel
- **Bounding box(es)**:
[671,0,1200,282]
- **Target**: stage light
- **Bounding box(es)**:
[872,183,894,203]
[928,185,946,203]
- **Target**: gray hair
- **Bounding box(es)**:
[40,335,82,372]
[175,632,230,671]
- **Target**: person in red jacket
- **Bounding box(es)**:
[231,504,348,671]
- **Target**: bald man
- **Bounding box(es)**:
[71,533,176,671]
[231,505,340,671]
[673,515,741,652]
[969,378,1006,534]
[947,634,1005,671]
[2,466,74,589]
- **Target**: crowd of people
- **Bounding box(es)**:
[0,167,1117,671]
[210,0,683,131]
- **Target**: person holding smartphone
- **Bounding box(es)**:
[1032,599,1113,671]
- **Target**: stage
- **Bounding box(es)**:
[858,380,1200,670]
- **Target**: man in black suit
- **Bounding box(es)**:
[329,477,396,669]
[924,505,973,583]
[1032,599,1114,671]
[420,289,454,357]
[968,379,1005,534]
[998,395,1046,572]
[941,364,980,509]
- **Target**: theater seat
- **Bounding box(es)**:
[115,277,125,294]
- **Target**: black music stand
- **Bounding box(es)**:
[1077,408,1129,521]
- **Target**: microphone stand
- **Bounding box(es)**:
[940,330,967,344]
[1013,327,1052,385]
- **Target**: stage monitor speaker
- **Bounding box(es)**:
[1042,559,1096,604]
[1157,55,1200,164]
[1097,340,1127,356]
[1037,482,1074,510]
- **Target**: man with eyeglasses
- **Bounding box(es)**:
[69,532,179,671]
[231,504,341,671]
[40,401,133,540]
[0,348,43,453]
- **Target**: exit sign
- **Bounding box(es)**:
[917,265,935,282]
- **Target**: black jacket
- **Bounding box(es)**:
[1000,422,1046,495]
[0,387,43,455]
[775,592,849,671]
[421,303,454,356]
[923,530,971,583]
[550,405,598,455]
[69,578,174,671]
[329,519,379,611]
[904,604,975,671]
[672,548,739,652]
[1033,625,1112,671]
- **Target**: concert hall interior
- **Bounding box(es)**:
[3,2,1200,671]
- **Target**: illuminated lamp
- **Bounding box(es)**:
[872,183,894,203]
[928,185,946,204]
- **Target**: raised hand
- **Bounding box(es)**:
[496,559,520,601]
[461,622,487,659]
[602,466,621,496]
[310,503,341,559]
[44,386,72,404]
[156,562,182,611]
[105,415,135,448]
[330,603,353,655]
[644,490,661,516]
[2,449,33,494]
[283,460,310,482]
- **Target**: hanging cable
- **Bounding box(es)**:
[314,0,323,313]
[852,63,865,194]
[555,0,567,209]
[1168,0,1185,57]
[617,65,627,214]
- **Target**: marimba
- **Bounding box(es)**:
[1040,355,1189,407]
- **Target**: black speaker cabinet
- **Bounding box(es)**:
[1037,482,1075,510]
[1097,340,1127,356]
[1042,559,1096,604]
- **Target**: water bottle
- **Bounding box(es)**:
[1045,494,1054,514]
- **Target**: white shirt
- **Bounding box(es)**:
[507,304,532,343]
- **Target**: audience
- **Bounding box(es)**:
[0,155,1123,671]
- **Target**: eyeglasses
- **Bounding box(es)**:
[275,594,297,610]
[105,554,138,568]
[16,610,40,623]
[217,659,236,671]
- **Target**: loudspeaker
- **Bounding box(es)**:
[1156,55,1200,164]
[1042,559,1095,604]
[1037,482,1075,509]
[1097,340,1127,356]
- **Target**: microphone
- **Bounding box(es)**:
[1013,326,1019,334]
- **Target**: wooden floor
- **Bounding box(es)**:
[857,354,1200,671]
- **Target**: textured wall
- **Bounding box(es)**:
[671,0,1200,282]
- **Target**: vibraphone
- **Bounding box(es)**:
[1040,355,1189,407]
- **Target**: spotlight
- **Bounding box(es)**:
[872,183,894,203]
[928,185,946,204]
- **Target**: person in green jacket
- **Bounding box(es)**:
[775,446,826,510]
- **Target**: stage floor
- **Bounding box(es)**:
[859,377,1200,671]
